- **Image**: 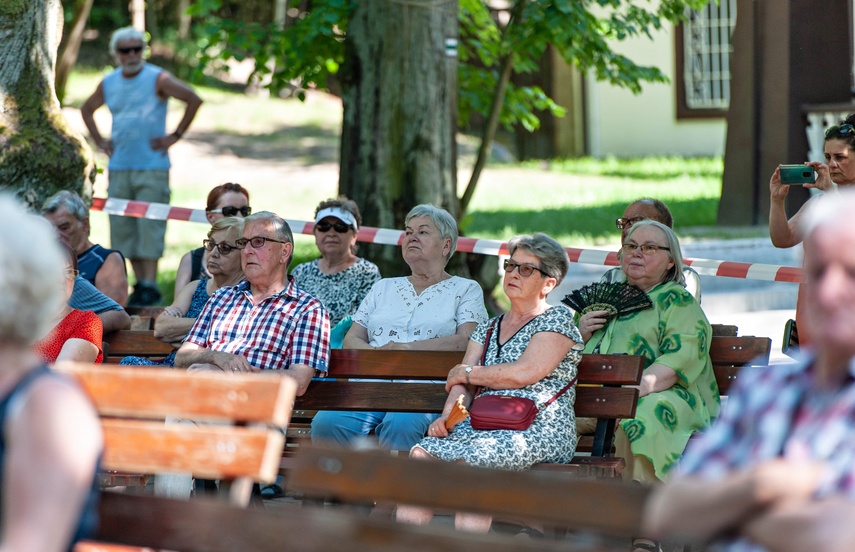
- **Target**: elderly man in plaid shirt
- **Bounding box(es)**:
[643,188,855,552]
[176,211,329,396]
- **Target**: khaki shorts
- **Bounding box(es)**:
[108,170,170,260]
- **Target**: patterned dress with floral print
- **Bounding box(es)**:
[291,257,381,326]
[416,306,583,470]
[583,280,720,479]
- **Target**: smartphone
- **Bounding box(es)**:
[779,164,816,184]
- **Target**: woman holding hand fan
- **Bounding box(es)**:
[396,233,583,533]
[573,220,720,492]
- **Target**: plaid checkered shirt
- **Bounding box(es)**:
[676,353,855,551]
[185,276,330,374]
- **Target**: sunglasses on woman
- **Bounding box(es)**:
[203,239,237,255]
[825,123,855,139]
[621,243,670,256]
[503,259,547,278]
[209,206,251,217]
[315,221,351,233]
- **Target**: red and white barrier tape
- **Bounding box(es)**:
[91,197,805,284]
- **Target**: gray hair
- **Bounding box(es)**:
[41,190,89,221]
[404,204,458,263]
[109,27,147,56]
[0,196,66,345]
[507,233,570,281]
[623,220,686,287]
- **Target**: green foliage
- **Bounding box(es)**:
[187,0,354,95]
[186,0,709,133]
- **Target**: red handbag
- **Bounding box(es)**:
[468,318,578,431]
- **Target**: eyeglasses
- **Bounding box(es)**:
[503,259,547,278]
[615,216,647,230]
[622,243,670,256]
[209,206,251,217]
[64,268,79,280]
[234,236,289,249]
[825,123,855,139]
[203,239,237,255]
[315,221,351,233]
[116,46,143,55]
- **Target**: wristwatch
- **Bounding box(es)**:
[465,365,474,385]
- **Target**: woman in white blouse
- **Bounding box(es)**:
[312,204,488,450]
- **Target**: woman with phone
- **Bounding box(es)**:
[769,114,855,347]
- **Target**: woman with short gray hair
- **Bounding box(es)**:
[312,204,488,451]
[397,232,583,532]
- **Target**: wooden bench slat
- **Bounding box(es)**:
[101,419,284,482]
[89,492,581,552]
[286,445,649,537]
[709,336,772,367]
[295,383,639,420]
[102,330,175,357]
[326,349,645,385]
[56,363,296,426]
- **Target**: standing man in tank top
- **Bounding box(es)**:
[81,26,202,307]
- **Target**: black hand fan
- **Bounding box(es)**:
[561,282,653,319]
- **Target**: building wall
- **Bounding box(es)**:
[584,24,727,158]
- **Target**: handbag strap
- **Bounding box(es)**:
[474,317,500,396]
[537,374,579,412]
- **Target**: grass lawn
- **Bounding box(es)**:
[63,68,750,305]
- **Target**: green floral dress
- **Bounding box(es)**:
[583,281,720,479]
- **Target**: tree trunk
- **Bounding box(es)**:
[0,0,95,210]
[338,0,458,277]
[55,0,94,104]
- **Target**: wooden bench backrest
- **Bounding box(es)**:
[286,444,650,539]
[54,362,298,504]
[299,349,644,418]
[88,491,583,552]
[709,336,772,395]
[103,330,175,363]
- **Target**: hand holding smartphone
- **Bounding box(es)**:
[780,164,816,185]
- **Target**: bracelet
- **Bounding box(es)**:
[465,365,472,385]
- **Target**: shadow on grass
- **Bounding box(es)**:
[467,197,719,243]
[189,124,340,166]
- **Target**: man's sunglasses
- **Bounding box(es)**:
[203,239,237,255]
[825,123,855,139]
[615,215,647,230]
[315,221,351,233]
[209,206,251,217]
[116,46,143,55]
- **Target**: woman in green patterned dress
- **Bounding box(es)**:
[576,220,720,485]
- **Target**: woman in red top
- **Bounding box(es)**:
[34,242,103,364]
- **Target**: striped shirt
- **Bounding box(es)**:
[185,277,330,374]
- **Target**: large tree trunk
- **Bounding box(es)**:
[0,0,95,210]
[338,0,458,276]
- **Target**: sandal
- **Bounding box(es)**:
[631,538,662,552]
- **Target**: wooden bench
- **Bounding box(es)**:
[82,490,627,552]
[710,335,772,396]
[286,444,650,542]
[287,349,644,479]
[102,329,175,364]
[54,362,298,506]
